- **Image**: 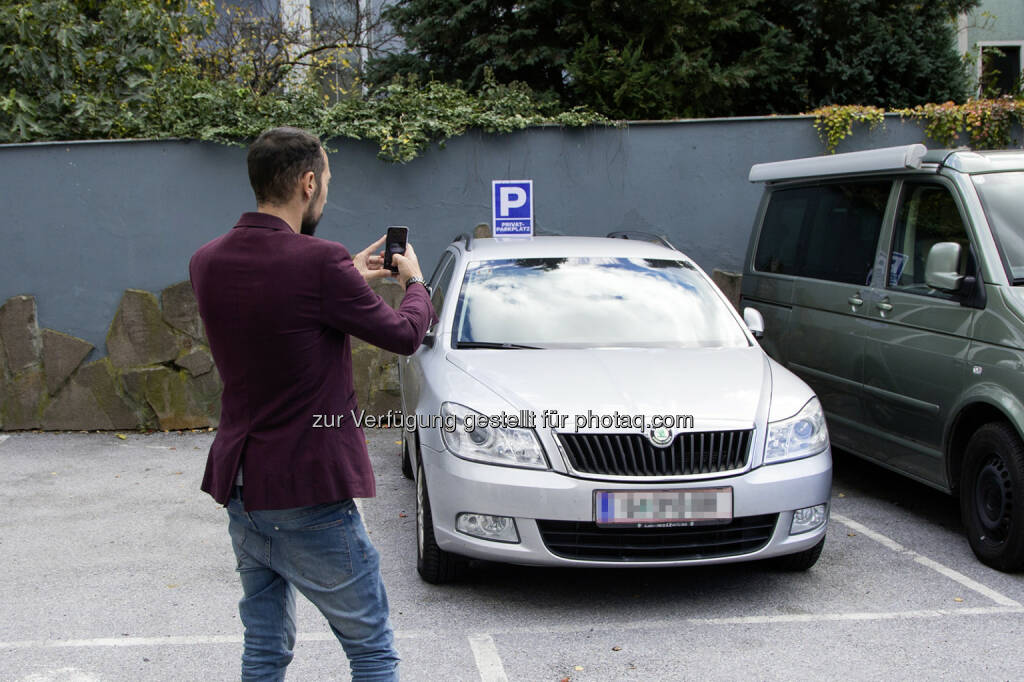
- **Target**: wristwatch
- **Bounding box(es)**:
[404,276,426,290]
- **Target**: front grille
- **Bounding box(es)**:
[537,514,778,562]
[558,430,752,477]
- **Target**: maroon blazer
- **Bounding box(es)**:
[189,212,435,510]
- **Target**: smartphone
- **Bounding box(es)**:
[383,226,408,274]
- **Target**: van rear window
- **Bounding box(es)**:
[755,182,891,285]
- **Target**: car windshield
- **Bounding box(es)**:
[451,257,750,349]
[973,172,1024,283]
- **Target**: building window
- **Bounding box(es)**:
[979,42,1024,96]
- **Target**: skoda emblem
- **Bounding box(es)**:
[650,426,673,447]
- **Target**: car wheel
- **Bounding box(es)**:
[416,461,466,584]
[401,429,414,480]
[960,423,1024,572]
[771,536,825,571]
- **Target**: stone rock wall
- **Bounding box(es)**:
[0,279,405,431]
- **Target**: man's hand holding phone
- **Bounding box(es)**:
[353,229,423,286]
[390,243,422,286]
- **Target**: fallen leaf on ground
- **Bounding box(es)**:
[399,513,408,518]
[574,666,584,671]
[116,434,127,440]
[954,597,964,602]
[612,646,622,651]
[848,532,856,537]
[838,493,846,498]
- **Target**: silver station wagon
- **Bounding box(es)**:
[398,233,832,583]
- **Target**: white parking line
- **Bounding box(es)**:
[468,634,510,682]
[831,512,1021,607]
[3,606,1023,652]
[0,435,9,446]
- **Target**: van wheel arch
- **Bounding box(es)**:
[948,403,1018,495]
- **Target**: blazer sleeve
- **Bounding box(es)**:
[319,242,437,355]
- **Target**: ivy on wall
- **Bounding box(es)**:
[812,98,1024,152]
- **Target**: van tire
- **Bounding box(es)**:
[960,423,1024,572]
[771,536,825,571]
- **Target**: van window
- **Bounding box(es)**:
[755,182,890,285]
[887,183,971,299]
[973,172,1024,283]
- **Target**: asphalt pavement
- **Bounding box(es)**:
[1,430,1023,681]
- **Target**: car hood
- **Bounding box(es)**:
[445,346,769,432]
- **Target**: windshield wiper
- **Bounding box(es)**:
[455,341,544,350]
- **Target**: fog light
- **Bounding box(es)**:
[456,513,520,543]
[790,504,828,535]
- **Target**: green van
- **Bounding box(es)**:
[740,144,1024,571]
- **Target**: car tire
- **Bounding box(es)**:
[770,536,825,571]
[401,430,414,481]
[416,461,466,584]
[960,422,1024,572]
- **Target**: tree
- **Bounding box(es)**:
[193,0,397,98]
[561,0,797,119]
[0,0,203,140]
[368,0,982,119]
[369,0,573,102]
[764,0,980,110]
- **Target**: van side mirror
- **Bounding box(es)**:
[743,307,765,339]
[924,242,964,292]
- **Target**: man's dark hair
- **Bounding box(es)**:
[247,127,325,206]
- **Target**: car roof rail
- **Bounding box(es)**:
[453,232,474,251]
[606,231,678,251]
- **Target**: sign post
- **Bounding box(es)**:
[492,180,533,238]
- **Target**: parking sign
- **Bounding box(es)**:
[492,180,533,238]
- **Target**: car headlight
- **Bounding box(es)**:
[440,402,548,469]
[765,397,829,464]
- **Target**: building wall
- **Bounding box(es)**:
[966,0,1024,45]
[962,1,1024,90]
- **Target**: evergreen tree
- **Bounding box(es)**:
[369,0,981,118]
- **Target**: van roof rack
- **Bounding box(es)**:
[748,144,928,183]
[606,231,678,251]
[453,232,473,251]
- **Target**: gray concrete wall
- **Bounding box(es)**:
[0,115,935,357]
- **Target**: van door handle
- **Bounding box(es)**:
[848,294,864,307]
[877,299,894,312]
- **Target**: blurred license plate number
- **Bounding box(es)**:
[595,488,733,528]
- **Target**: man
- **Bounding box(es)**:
[189,126,435,681]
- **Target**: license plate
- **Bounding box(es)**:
[594,488,733,528]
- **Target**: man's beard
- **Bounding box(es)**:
[300,182,323,236]
[300,208,321,236]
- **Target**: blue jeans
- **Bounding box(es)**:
[226,487,400,682]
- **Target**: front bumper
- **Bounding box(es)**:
[421,443,832,567]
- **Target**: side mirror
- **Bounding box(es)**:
[743,307,765,339]
[925,242,964,292]
[421,328,436,348]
